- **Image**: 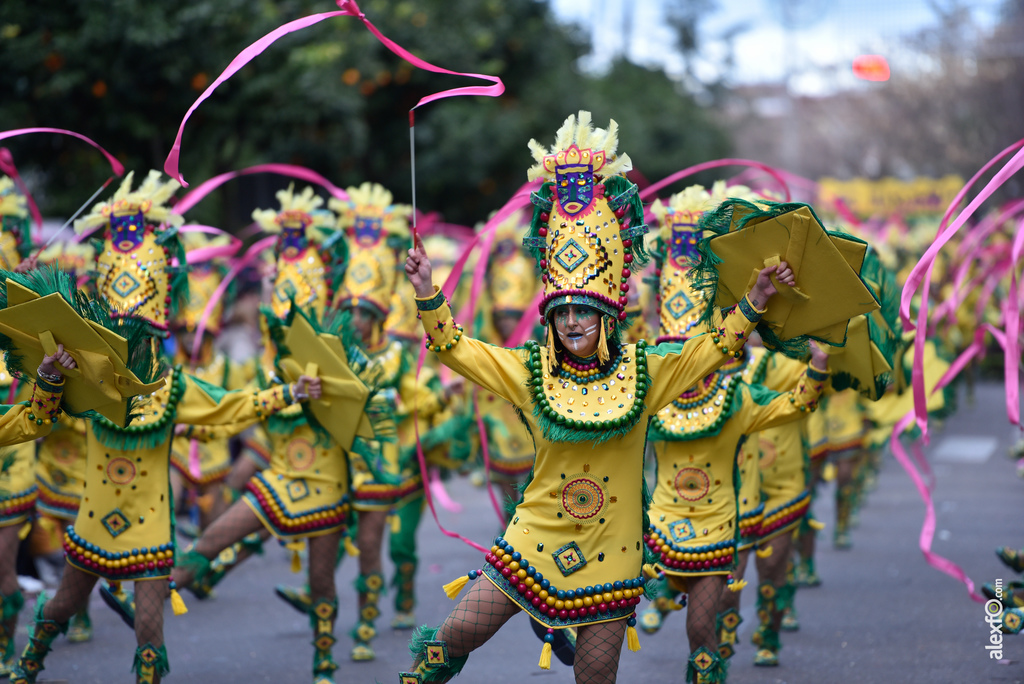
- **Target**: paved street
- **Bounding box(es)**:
[22,381,1024,683]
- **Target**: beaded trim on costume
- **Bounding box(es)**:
[524,339,650,444]
[63,524,175,580]
[243,472,350,539]
[758,489,811,540]
[737,502,765,547]
[35,478,80,520]
[644,527,736,575]
[483,536,645,629]
[0,484,37,525]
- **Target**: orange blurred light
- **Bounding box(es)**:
[853,55,890,81]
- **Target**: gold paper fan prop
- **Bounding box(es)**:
[690,199,880,356]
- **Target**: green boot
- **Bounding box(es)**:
[391,561,417,629]
[132,643,169,684]
[0,590,25,676]
[100,580,137,630]
[715,607,741,659]
[834,484,854,549]
[753,627,781,666]
[311,597,339,683]
[389,498,424,629]
[67,607,93,643]
[796,556,821,587]
[275,583,312,615]
[686,645,727,684]
[9,594,68,684]
[351,572,383,661]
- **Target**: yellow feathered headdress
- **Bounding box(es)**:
[527,111,632,182]
[73,170,183,235]
[252,184,325,241]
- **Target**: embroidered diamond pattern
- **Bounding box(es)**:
[692,648,715,672]
[423,640,449,667]
[552,540,587,576]
[667,290,694,320]
[101,509,131,538]
[668,518,696,544]
[111,272,141,297]
[555,238,588,272]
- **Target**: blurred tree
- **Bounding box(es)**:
[0,0,730,229]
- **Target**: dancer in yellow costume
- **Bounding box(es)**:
[169,232,255,532]
[632,190,827,683]
[0,181,76,674]
[328,182,454,660]
[398,112,796,684]
[11,173,321,684]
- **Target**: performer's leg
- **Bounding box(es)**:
[573,619,626,684]
[0,525,25,675]
[11,564,96,683]
[307,530,343,683]
[352,509,387,660]
[389,498,425,628]
[403,579,518,683]
[133,579,170,684]
[686,575,727,684]
[172,500,264,588]
[752,534,788,666]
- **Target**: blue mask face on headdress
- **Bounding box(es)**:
[279,226,307,258]
[110,212,145,253]
[670,219,701,268]
[555,167,594,216]
[354,215,383,246]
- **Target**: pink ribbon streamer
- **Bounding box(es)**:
[428,469,462,514]
[0,149,43,237]
[165,0,504,186]
[0,128,124,178]
[174,163,350,215]
[188,439,203,480]
[177,224,243,265]
[639,158,792,203]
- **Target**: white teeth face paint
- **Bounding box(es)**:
[553,304,600,355]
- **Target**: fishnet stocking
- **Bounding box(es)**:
[573,619,626,683]
[307,531,342,604]
[42,564,97,624]
[356,510,386,610]
[686,575,725,655]
[754,535,788,632]
[172,500,264,587]
[134,579,168,648]
[225,452,261,493]
[0,526,20,596]
[718,550,749,612]
[430,578,518,661]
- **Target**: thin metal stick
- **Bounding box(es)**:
[42,175,115,249]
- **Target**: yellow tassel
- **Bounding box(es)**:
[286,541,304,573]
[822,463,836,482]
[728,579,748,593]
[756,546,773,559]
[809,518,826,531]
[344,535,360,557]
[597,316,610,364]
[626,624,641,652]
[170,588,188,616]
[442,574,470,600]
[538,641,552,670]
[389,514,401,534]
[17,522,31,540]
[196,493,214,514]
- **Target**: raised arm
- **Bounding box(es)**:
[740,345,830,434]
[0,344,77,446]
[646,263,795,411]
[407,237,531,407]
[174,371,321,435]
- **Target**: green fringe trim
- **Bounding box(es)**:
[316,226,350,294]
[350,436,403,486]
[131,642,170,679]
[31,591,68,637]
[155,226,189,322]
[89,367,183,450]
[644,574,668,601]
[308,596,338,631]
[175,548,212,584]
[503,465,534,522]
[759,628,781,652]
[354,571,386,596]
[523,339,651,445]
[0,589,24,621]
[409,625,470,682]
[685,646,727,683]
[776,582,796,613]
[240,532,265,556]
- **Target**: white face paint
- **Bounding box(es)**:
[563,322,599,351]
[553,305,601,357]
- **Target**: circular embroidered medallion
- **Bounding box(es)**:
[674,467,710,502]
[287,439,316,471]
[106,458,137,485]
[758,437,778,469]
[560,477,605,521]
[49,438,79,466]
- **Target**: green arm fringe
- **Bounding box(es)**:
[315,226,350,294]
[503,464,535,523]
[89,368,182,450]
[409,625,470,682]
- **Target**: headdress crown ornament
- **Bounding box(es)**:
[523,111,649,326]
[330,182,411,319]
[0,176,32,270]
[78,170,187,335]
[253,184,332,319]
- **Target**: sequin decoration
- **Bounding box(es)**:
[674,467,711,502]
[560,476,606,522]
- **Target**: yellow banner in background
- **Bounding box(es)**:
[818,176,964,218]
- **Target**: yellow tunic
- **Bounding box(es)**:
[474,387,535,481]
[35,416,89,521]
[63,368,294,581]
[646,353,824,578]
[824,388,867,455]
[170,354,254,485]
[0,380,65,527]
[417,286,761,630]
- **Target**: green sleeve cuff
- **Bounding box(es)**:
[738,295,765,323]
[35,377,65,394]
[806,364,830,382]
[415,286,446,312]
